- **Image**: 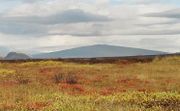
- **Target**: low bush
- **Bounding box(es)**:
[15,74,30,84]
[53,73,78,84]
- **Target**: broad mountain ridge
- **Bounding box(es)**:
[0,45,170,60]
[33,44,167,59]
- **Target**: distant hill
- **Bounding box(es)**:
[33,44,167,59]
[5,52,30,60]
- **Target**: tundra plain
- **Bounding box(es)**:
[0,56,180,111]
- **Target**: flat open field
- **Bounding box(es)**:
[0,56,180,111]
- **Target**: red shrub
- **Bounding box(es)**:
[26,102,50,110]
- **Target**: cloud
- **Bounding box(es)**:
[21,0,46,3]
[1,9,111,24]
[144,8,180,18]
[0,0,45,3]
[139,37,180,52]
[122,0,180,5]
[0,9,110,35]
[122,0,159,4]
[29,35,180,53]
[0,0,180,53]
[1,32,180,54]
[0,22,47,35]
[0,46,10,56]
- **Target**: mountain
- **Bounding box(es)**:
[5,52,30,60]
[33,44,167,59]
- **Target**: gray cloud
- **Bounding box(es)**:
[144,8,180,18]
[136,20,179,26]
[0,0,180,54]
[1,1,178,37]
[21,0,46,3]
[1,9,111,25]
[122,0,175,5]
[126,29,180,35]
[0,22,47,35]
[0,0,45,3]
[0,9,110,35]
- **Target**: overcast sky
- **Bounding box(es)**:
[0,0,180,55]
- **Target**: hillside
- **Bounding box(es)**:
[33,44,166,59]
[4,52,30,60]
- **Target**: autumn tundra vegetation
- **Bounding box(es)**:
[0,56,180,111]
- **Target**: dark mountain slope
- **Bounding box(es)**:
[5,52,30,60]
[33,44,167,59]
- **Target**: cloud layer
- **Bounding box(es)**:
[145,8,180,18]
[0,0,180,55]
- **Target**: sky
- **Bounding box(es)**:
[0,0,180,56]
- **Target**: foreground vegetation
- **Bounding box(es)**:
[0,56,180,111]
